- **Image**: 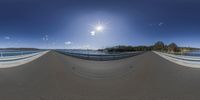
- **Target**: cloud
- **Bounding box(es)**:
[4,36,10,40]
[65,41,72,45]
[149,22,164,27]
[158,22,164,26]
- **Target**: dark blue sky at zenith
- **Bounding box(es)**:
[0,0,200,49]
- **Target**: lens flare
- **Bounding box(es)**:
[90,31,96,36]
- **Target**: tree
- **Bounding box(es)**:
[153,41,165,51]
[168,43,179,52]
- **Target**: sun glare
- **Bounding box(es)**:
[96,25,103,31]
[89,21,106,36]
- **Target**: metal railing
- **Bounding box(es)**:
[154,51,200,68]
[57,50,144,61]
[0,50,41,58]
[157,52,200,62]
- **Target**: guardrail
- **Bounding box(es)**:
[0,51,41,61]
[0,51,41,58]
[57,50,144,61]
[0,51,48,68]
[154,51,200,68]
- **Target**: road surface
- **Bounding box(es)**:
[0,51,200,100]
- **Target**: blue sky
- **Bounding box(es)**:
[0,0,200,49]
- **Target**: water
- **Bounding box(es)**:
[0,50,41,57]
[184,50,200,57]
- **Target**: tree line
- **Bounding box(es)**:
[100,41,198,53]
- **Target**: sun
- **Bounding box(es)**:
[90,25,104,36]
[89,21,107,36]
[96,25,104,31]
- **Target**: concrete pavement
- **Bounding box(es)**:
[0,51,200,100]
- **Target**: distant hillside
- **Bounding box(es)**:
[100,45,153,52]
[100,41,200,53]
[0,48,40,51]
